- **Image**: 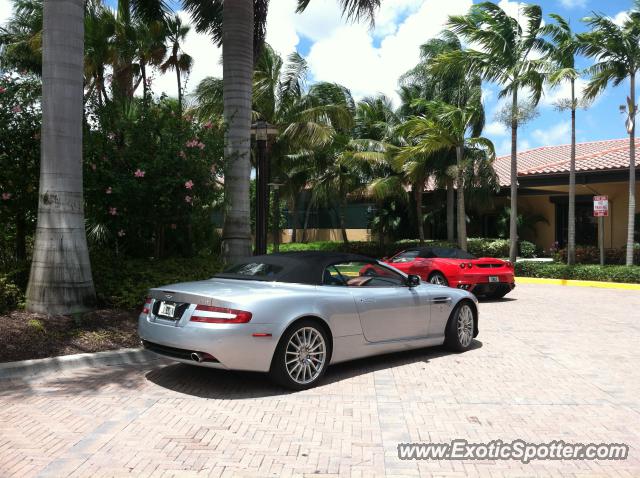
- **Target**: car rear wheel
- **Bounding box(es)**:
[428,272,448,286]
[270,320,329,390]
[445,302,475,352]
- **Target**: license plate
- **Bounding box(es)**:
[489,276,499,283]
[158,301,176,317]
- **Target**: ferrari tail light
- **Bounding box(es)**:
[142,296,152,315]
[505,261,514,269]
[191,304,253,324]
[460,263,466,269]
[467,262,473,268]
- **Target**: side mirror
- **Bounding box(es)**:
[406,274,421,287]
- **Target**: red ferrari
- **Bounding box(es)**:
[380,246,515,299]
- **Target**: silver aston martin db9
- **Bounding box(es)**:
[139,251,479,389]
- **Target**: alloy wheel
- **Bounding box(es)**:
[457,304,474,347]
[285,327,327,385]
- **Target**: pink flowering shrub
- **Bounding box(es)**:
[84,97,224,257]
[0,73,41,263]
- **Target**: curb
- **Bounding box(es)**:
[515,276,640,290]
[0,347,167,381]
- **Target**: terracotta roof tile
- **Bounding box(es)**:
[492,138,638,186]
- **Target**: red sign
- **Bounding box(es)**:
[593,196,609,217]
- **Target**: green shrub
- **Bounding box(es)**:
[91,253,223,309]
[555,245,640,265]
[514,262,640,283]
[278,238,537,259]
[0,275,24,313]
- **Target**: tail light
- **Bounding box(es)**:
[142,296,152,315]
[467,262,472,268]
[505,261,514,269]
[460,263,466,269]
[190,304,252,324]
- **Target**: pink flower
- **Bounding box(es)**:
[105,187,112,194]
[170,223,177,230]
[134,169,145,178]
[184,195,192,204]
[184,180,194,190]
[204,121,212,129]
[91,163,97,171]
[107,132,115,140]
[12,105,22,113]
[210,165,216,174]
[0,87,6,94]
[185,138,203,149]
[117,229,125,237]
[197,142,205,150]
[108,207,117,216]
[2,193,11,200]
[179,150,186,159]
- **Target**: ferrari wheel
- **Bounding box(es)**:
[270,319,329,390]
[445,301,475,352]
[428,272,448,286]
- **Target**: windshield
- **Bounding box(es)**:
[431,248,476,259]
[222,262,283,277]
[389,250,420,263]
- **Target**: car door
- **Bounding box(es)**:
[331,262,430,343]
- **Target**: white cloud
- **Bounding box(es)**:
[541,78,589,108]
[559,0,587,9]
[485,121,508,137]
[613,11,629,26]
[151,11,222,102]
[496,138,530,157]
[531,121,571,146]
[0,0,13,27]
[303,0,473,104]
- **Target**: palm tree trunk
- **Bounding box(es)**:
[626,72,636,266]
[26,0,96,314]
[339,179,348,244]
[176,65,182,112]
[456,146,467,251]
[414,182,424,244]
[302,197,312,243]
[446,178,454,243]
[567,79,576,265]
[221,0,253,263]
[508,89,519,263]
[141,63,148,100]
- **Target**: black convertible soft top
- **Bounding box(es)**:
[215,251,376,285]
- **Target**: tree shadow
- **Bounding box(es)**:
[145,340,483,399]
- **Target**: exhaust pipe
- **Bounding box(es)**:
[191,352,202,362]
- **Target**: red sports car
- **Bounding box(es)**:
[379,246,515,299]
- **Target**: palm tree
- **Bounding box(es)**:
[578,5,640,266]
[183,0,381,262]
[437,2,546,261]
[161,15,192,111]
[134,20,167,101]
[541,14,581,265]
[26,0,96,314]
[396,97,495,251]
[25,0,167,313]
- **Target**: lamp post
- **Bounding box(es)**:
[250,120,278,255]
[268,177,284,253]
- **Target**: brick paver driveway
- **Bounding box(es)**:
[1,284,640,477]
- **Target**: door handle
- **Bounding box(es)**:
[360,297,376,303]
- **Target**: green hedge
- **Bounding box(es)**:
[276,238,537,259]
[555,245,640,265]
[92,253,223,309]
[515,261,640,283]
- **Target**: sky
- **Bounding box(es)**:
[0,0,637,156]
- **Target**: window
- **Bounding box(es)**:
[389,250,420,263]
[431,247,476,259]
[223,262,283,277]
[324,261,406,287]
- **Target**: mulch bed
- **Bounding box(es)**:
[0,309,140,363]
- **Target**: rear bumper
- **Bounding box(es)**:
[138,315,279,372]
[467,282,515,297]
